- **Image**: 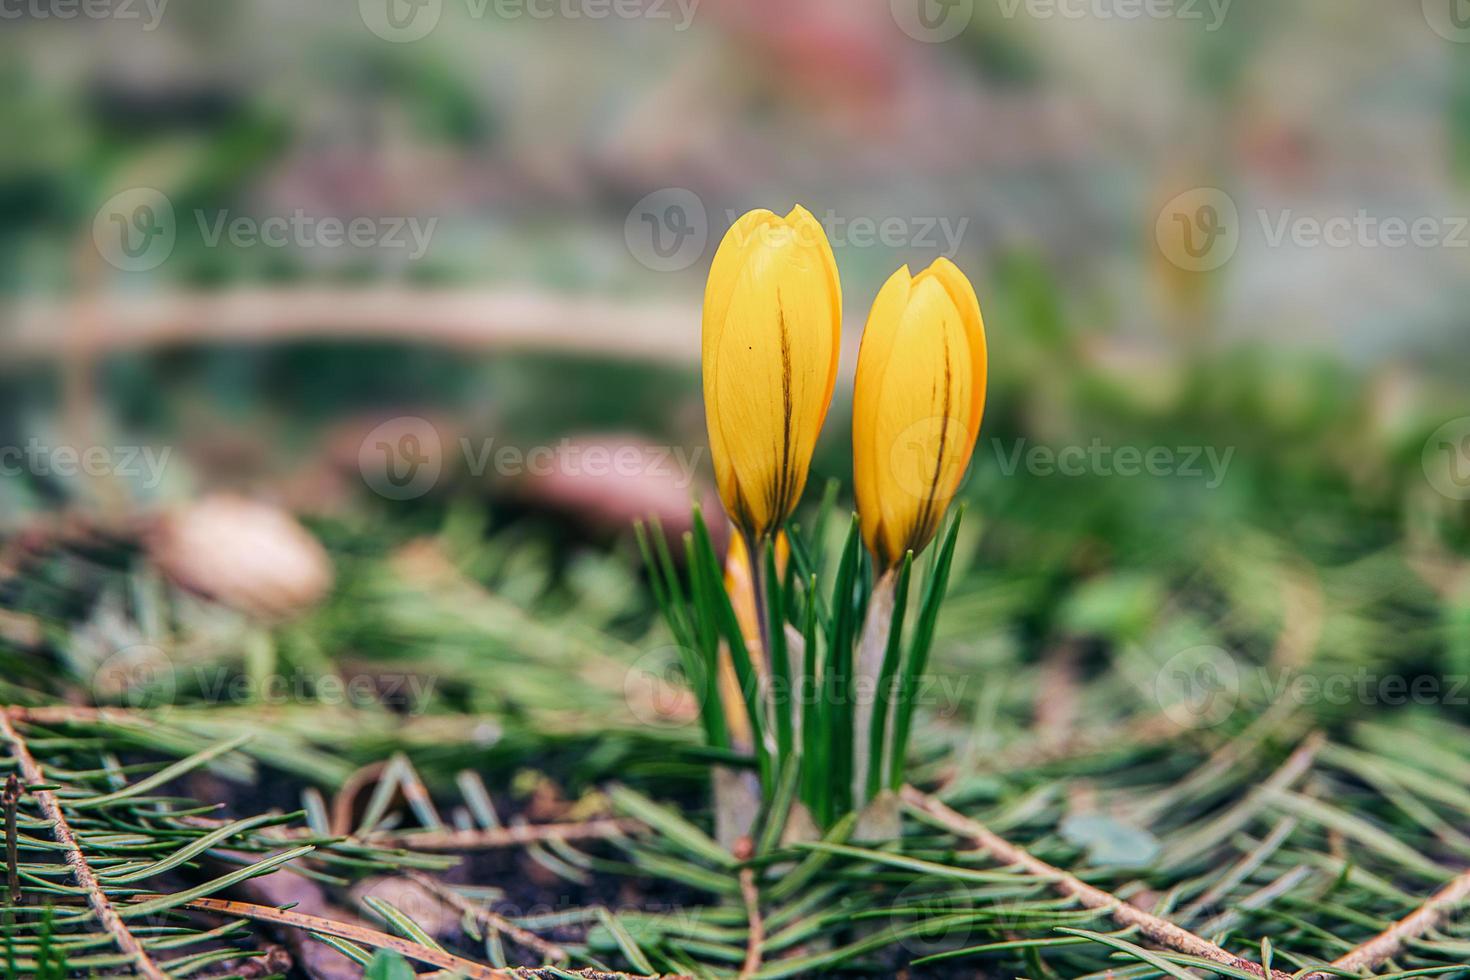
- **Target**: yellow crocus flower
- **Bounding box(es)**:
[703,206,841,541]
[852,258,987,569]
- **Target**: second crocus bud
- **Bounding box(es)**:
[852,258,988,569]
[703,206,842,542]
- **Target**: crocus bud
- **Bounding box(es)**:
[703,206,841,541]
[852,259,987,568]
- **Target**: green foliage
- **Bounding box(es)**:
[639,506,967,829]
[363,949,416,980]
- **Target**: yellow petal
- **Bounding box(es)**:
[702,207,842,538]
[916,256,988,450]
[852,265,912,561]
[852,259,988,567]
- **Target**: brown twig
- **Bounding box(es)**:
[0,711,169,980]
[737,867,763,980]
[899,785,1296,980]
[2,287,701,366]
[404,871,570,964]
[169,897,679,979]
[1312,868,1470,978]
[163,896,519,978]
[358,818,640,852]
[330,759,389,836]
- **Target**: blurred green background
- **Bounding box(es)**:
[1,0,1469,769]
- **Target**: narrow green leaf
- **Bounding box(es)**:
[1055,928,1197,979]
[768,812,856,902]
[821,515,863,823]
[361,948,415,980]
[682,531,729,751]
[68,735,252,810]
[635,522,681,640]
[755,754,801,858]
[691,508,769,785]
[362,897,444,951]
[888,508,963,791]
[782,526,830,633]
[596,907,657,974]
[100,812,291,883]
[610,785,734,869]
[799,573,821,811]
[121,845,316,919]
[764,540,794,762]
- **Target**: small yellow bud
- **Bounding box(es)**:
[852,258,987,568]
[703,206,841,541]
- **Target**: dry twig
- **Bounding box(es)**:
[1314,868,1470,978]
[360,819,640,852]
[899,784,1296,980]
[167,896,521,979]
[737,867,763,980]
[3,287,701,365]
[0,711,169,980]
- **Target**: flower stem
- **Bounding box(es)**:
[743,529,772,671]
